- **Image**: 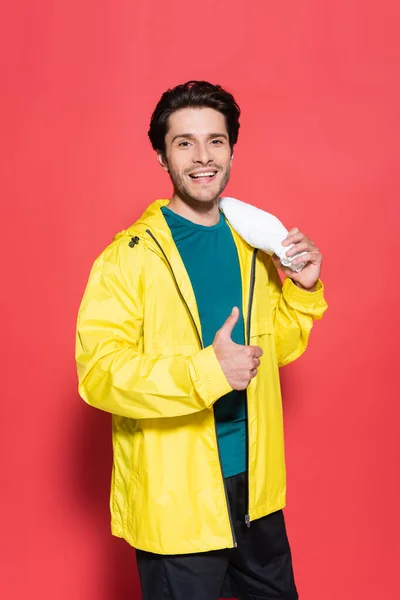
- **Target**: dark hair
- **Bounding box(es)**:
[148,80,241,154]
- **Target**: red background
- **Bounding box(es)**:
[2,1,400,598]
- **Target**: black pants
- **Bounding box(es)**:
[136,472,298,600]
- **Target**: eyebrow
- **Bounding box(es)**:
[171,132,229,143]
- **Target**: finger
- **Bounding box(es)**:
[249,368,258,379]
[285,241,315,257]
[282,227,305,246]
[253,357,261,368]
[292,251,322,265]
[217,307,239,341]
[249,345,263,358]
[281,231,305,246]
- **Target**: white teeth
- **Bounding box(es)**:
[191,172,216,178]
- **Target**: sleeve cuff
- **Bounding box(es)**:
[282,278,327,318]
[190,345,233,408]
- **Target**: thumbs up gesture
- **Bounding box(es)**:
[213,307,263,391]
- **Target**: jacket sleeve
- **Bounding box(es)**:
[264,254,328,367]
[76,240,232,420]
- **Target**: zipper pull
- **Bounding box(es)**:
[245,514,251,528]
[129,236,140,248]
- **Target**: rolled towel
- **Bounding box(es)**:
[219,196,306,273]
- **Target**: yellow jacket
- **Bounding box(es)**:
[76,199,327,554]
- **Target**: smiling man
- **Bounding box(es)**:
[76,81,327,600]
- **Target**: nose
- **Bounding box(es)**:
[192,141,213,165]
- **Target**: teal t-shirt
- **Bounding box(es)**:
[161,206,247,478]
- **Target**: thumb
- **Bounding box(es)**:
[217,307,239,341]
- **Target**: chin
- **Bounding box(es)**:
[180,188,218,205]
[194,193,221,205]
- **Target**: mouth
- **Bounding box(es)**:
[188,170,218,184]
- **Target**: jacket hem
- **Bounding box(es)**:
[249,498,286,522]
[111,498,287,555]
[111,522,235,554]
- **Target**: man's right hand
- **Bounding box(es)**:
[213,307,263,391]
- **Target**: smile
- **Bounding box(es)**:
[189,171,218,183]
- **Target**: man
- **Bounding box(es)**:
[76,80,327,599]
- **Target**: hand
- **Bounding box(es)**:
[213,307,263,390]
[272,228,323,291]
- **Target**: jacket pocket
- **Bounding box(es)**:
[249,319,274,339]
[152,343,199,357]
[127,426,144,515]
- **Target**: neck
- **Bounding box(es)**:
[167,195,220,226]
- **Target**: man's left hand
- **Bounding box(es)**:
[272,228,323,292]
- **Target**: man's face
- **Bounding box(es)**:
[158,107,233,206]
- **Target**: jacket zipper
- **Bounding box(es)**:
[146,228,238,548]
[244,248,258,528]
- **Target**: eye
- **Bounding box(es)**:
[178,141,190,147]
[211,139,224,145]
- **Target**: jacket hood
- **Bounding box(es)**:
[111,198,238,261]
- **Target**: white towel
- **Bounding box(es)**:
[219,196,306,273]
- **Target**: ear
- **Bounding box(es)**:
[157,152,169,172]
[230,151,234,166]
